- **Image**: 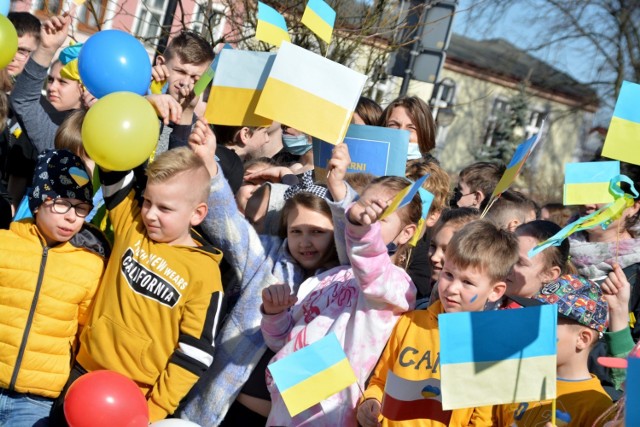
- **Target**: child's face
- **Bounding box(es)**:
[506,235,548,298]
[35,198,88,246]
[286,204,334,271]
[359,183,408,246]
[163,56,209,103]
[47,62,83,112]
[428,224,457,284]
[142,173,205,245]
[438,259,505,313]
[6,33,39,77]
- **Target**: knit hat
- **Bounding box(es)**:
[29,149,93,213]
[533,274,609,333]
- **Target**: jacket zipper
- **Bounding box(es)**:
[9,247,49,391]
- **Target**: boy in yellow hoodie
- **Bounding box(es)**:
[358,220,519,427]
[55,129,224,423]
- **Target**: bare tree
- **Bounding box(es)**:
[463,0,640,109]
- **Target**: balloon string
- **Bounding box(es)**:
[616,219,621,264]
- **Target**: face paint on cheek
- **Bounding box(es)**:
[470,294,478,303]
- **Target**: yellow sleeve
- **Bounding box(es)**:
[469,405,494,427]
[147,274,223,421]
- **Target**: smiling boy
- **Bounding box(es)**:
[66,146,224,422]
[358,220,519,427]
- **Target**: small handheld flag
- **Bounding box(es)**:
[602,81,640,166]
[439,304,557,410]
[563,161,620,206]
[255,41,367,144]
[627,356,640,426]
[256,2,291,47]
[301,0,336,44]
[268,333,357,417]
[379,174,429,221]
[204,49,274,127]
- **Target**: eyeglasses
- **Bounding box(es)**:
[46,199,93,218]
[451,187,475,206]
[14,47,34,60]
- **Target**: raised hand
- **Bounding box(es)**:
[188,117,217,177]
[262,283,298,315]
[327,143,351,202]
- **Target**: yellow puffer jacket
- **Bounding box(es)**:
[0,220,108,398]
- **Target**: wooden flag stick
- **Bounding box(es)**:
[551,398,557,426]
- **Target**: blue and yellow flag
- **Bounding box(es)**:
[440,304,557,410]
[563,161,620,206]
[603,81,640,166]
[268,333,357,416]
[301,0,336,44]
[492,132,542,197]
[256,2,291,47]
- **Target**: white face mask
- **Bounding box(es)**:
[406,142,422,160]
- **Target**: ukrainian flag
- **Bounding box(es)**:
[256,2,291,47]
[492,134,538,197]
[268,333,357,417]
[439,305,557,410]
[563,161,620,205]
[603,81,640,166]
[255,41,367,144]
[204,49,274,127]
[301,0,336,44]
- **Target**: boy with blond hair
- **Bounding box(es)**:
[358,220,519,426]
[494,275,613,426]
[67,145,224,422]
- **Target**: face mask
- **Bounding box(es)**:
[406,142,422,160]
[282,134,312,155]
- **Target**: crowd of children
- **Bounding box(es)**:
[1,9,639,427]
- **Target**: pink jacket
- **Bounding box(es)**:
[261,218,416,426]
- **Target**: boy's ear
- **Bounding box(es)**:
[474,190,485,208]
[540,265,562,284]
[576,327,597,351]
[155,55,166,66]
[425,210,441,228]
[238,127,251,144]
[488,280,507,302]
[191,202,208,226]
[397,223,417,246]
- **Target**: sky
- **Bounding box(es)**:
[451,0,596,86]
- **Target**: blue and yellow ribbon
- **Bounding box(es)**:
[529,175,638,258]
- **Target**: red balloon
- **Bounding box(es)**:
[64,370,149,427]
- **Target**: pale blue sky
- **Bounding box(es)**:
[451,0,597,86]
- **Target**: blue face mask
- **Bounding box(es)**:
[406,142,422,160]
[282,134,312,155]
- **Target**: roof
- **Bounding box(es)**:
[446,33,598,107]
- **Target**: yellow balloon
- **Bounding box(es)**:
[0,15,18,70]
[82,92,160,171]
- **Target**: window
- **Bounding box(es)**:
[190,2,226,44]
[33,0,62,18]
[77,0,109,33]
[483,97,511,146]
[525,109,546,139]
[133,0,169,41]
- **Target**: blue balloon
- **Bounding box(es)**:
[78,30,151,98]
[0,0,9,16]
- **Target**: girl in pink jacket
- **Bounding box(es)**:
[261,176,421,426]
